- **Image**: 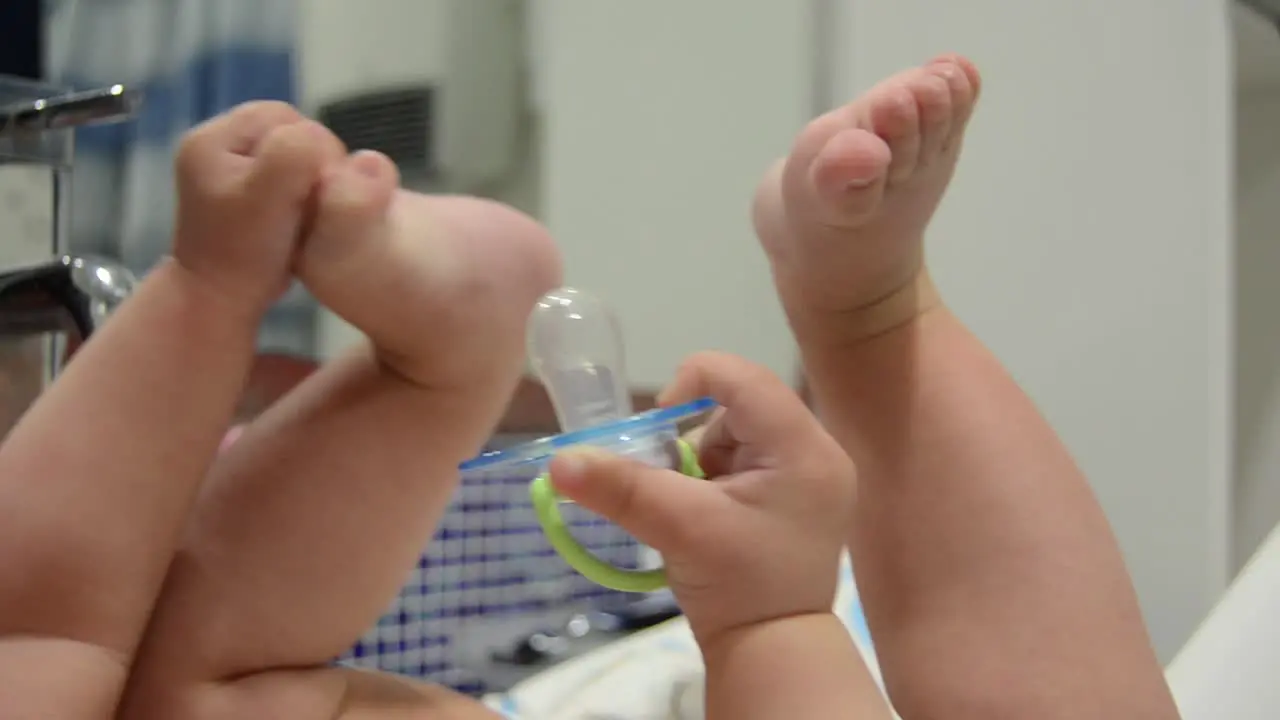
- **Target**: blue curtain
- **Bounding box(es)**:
[43,0,317,356]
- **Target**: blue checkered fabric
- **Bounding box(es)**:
[338,452,642,693]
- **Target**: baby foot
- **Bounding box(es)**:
[296,151,563,391]
[170,101,345,316]
[753,55,981,342]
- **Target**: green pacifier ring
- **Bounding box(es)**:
[530,438,704,592]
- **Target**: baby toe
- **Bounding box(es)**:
[904,70,953,170]
[863,82,921,184]
[300,151,400,274]
[927,55,981,150]
[810,127,892,224]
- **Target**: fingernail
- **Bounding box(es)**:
[550,449,591,487]
[557,453,586,475]
[557,446,613,475]
[845,176,877,190]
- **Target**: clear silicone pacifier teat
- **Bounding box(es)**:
[512,286,711,592]
[526,286,633,434]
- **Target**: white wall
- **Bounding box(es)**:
[1233,3,1280,577]
[1235,87,1280,572]
[530,0,805,388]
[831,0,1234,661]
[1166,12,1280,715]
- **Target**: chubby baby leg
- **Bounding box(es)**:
[0,101,343,719]
[122,152,561,717]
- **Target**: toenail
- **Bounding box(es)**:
[350,151,384,178]
[888,91,916,117]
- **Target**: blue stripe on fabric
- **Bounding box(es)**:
[65,46,294,157]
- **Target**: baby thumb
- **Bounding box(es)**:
[548,448,715,554]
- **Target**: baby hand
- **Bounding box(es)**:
[548,351,855,643]
[171,101,345,316]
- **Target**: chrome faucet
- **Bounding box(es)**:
[0,78,141,436]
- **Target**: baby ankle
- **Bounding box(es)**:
[790,270,942,350]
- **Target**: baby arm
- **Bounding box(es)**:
[702,613,889,720]
[548,352,892,720]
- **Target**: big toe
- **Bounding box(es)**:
[809,127,892,223]
[297,150,400,281]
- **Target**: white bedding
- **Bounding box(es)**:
[483,558,894,719]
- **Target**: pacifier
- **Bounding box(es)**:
[459,287,712,592]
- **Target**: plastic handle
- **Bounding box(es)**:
[529,438,704,592]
